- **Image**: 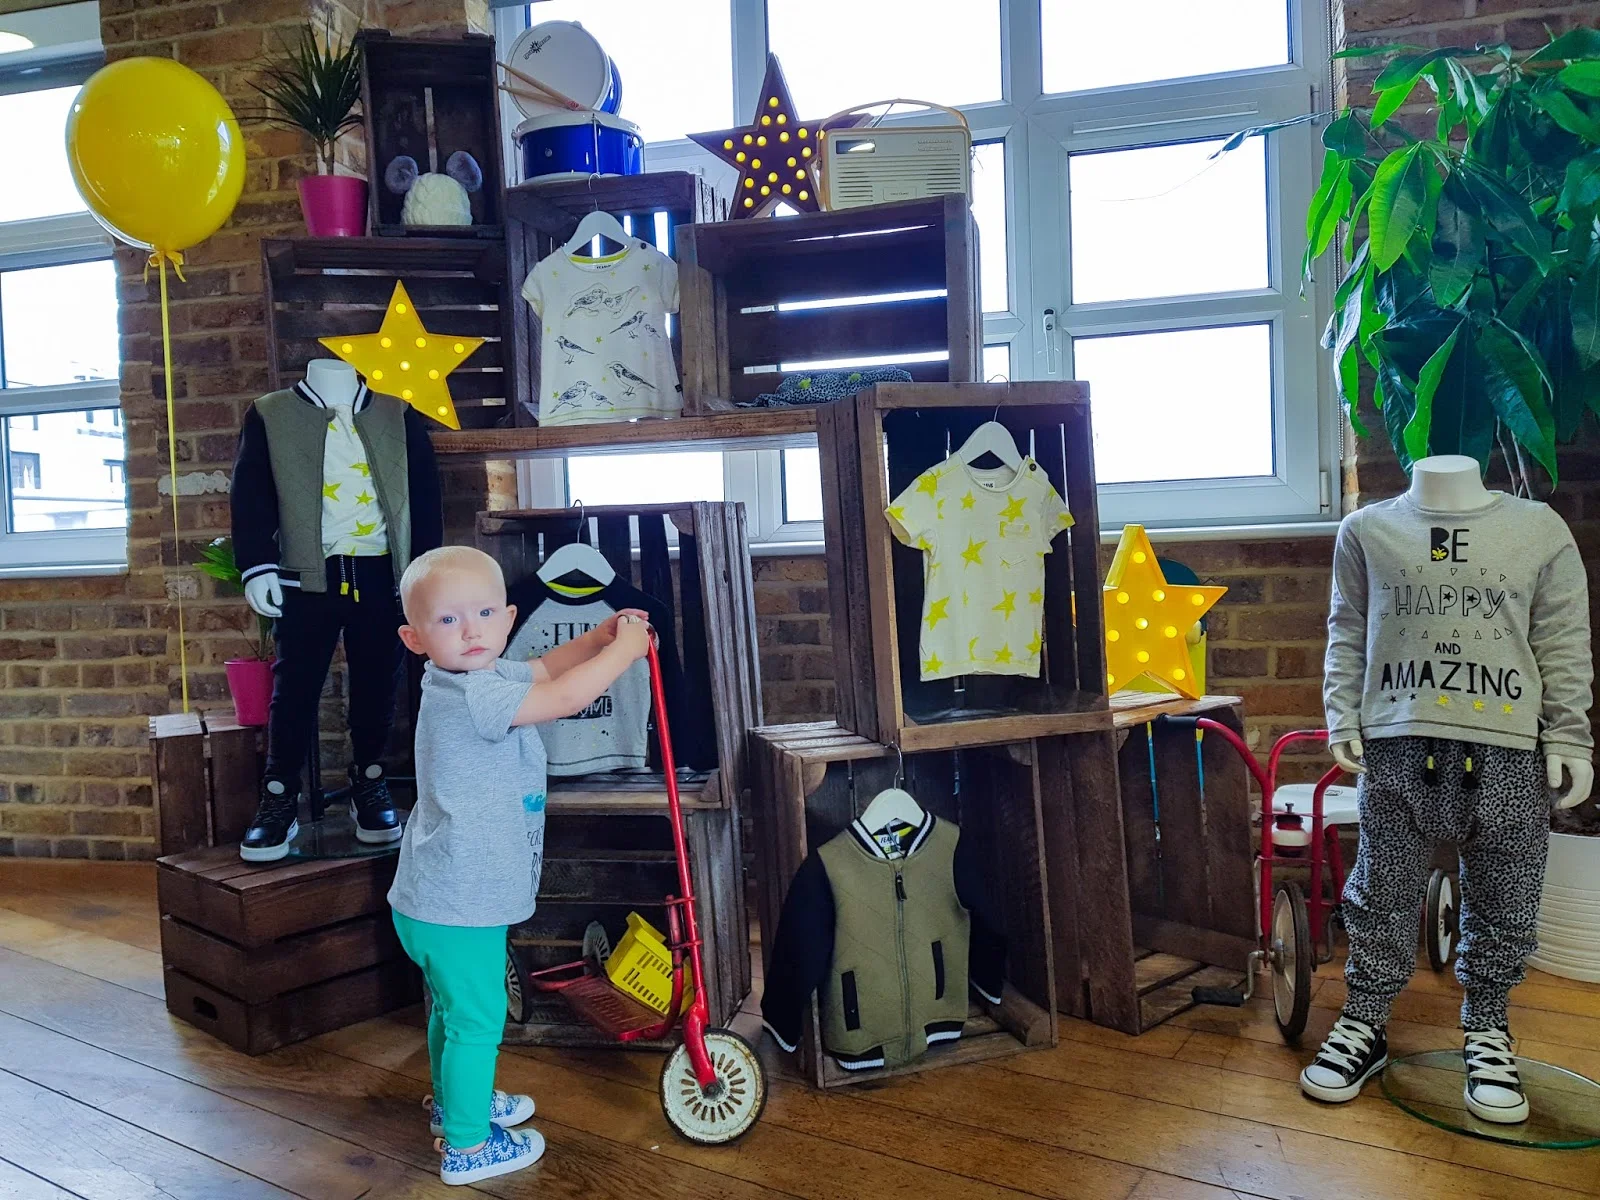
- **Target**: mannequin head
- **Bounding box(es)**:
[398,545,517,672]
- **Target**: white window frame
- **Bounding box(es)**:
[0,46,125,574]
[498,0,1337,540]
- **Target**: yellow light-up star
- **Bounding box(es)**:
[1102,525,1226,700]
[925,596,950,630]
[961,490,975,509]
[356,490,374,505]
[322,482,340,500]
[993,590,1017,618]
[922,652,944,676]
[318,281,483,430]
[961,537,986,566]
[999,496,1026,523]
[916,471,941,498]
[351,462,372,477]
[993,643,1013,665]
[354,520,378,537]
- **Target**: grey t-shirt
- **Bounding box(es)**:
[1324,492,1593,759]
[388,659,549,927]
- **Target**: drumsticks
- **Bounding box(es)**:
[498,59,584,111]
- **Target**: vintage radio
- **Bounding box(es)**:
[819,101,971,210]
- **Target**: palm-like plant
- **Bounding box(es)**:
[197,537,275,661]
[247,18,363,177]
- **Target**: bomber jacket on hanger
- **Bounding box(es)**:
[761,812,1006,1071]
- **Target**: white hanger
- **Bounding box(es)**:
[858,745,925,834]
[563,209,632,257]
[955,420,1022,471]
[537,505,617,587]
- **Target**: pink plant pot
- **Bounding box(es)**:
[298,175,368,237]
[225,658,276,727]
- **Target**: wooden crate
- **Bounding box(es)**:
[149,712,264,857]
[504,172,723,426]
[477,501,760,1046]
[357,30,505,237]
[677,195,980,413]
[817,381,1110,751]
[262,236,515,430]
[157,847,419,1054]
[747,722,1057,1088]
[1040,692,1253,1035]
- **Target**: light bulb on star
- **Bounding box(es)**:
[1102,524,1226,700]
[317,281,483,430]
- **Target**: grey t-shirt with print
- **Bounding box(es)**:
[388,659,549,927]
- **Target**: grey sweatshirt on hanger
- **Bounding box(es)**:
[1323,492,1593,759]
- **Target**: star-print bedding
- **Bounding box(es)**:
[887,455,1073,681]
[521,239,684,427]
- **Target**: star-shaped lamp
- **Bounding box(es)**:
[1102,525,1226,701]
[318,281,483,430]
[689,54,864,217]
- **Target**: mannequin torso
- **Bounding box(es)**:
[1330,456,1593,807]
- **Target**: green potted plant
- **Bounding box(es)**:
[247,17,366,236]
[1307,28,1600,489]
[197,537,276,726]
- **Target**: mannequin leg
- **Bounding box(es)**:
[1341,738,1437,1026]
[342,556,404,769]
[265,582,344,786]
[1455,746,1549,1031]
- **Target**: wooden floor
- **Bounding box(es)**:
[0,861,1597,1200]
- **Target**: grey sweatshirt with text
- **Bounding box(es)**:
[1323,492,1593,760]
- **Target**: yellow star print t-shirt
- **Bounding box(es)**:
[318,395,388,559]
[887,455,1072,681]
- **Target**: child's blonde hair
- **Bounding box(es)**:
[399,545,505,622]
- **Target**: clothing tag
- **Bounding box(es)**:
[871,820,917,860]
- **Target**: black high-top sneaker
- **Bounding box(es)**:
[349,763,402,844]
[1299,1014,1388,1102]
[1464,1028,1529,1123]
[240,779,300,862]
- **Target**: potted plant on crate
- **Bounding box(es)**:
[197,537,276,727]
[248,18,366,236]
[1303,29,1600,977]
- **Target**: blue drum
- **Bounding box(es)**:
[516,112,643,183]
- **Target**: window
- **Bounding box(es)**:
[0,10,120,572]
[501,1,1332,535]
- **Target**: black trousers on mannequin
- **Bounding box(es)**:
[265,555,404,786]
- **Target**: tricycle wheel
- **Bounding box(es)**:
[660,1029,766,1145]
[505,947,531,1024]
[1425,868,1457,972]
[1271,880,1313,1043]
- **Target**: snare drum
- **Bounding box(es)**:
[516,112,644,183]
[506,21,622,120]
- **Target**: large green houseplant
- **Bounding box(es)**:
[1308,28,1600,492]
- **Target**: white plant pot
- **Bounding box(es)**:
[1529,832,1600,983]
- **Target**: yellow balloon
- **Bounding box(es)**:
[66,57,245,256]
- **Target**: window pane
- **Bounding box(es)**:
[0,86,85,222]
[971,142,1007,314]
[1069,137,1267,304]
[521,2,732,144]
[1042,0,1289,94]
[1073,324,1273,484]
[769,0,1001,114]
[566,451,724,506]
[1,259,120,388]
[7,410,128,531]
[782,447,823,523]
[983,343,1011,381]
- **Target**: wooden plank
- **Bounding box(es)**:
[898,706,1112,750]
[942,192,980,383]
[1150,716,1211,928]
[433,407,818,459]
[204,720,260,849]
[1134,952,1202,996]
[686,807,748,1026]
[1117,723,1162,916]
[724,295,949,367]
[1138,965,1243,1031]
[1063,404,1106,702]
[1132,915,1256,970]
[160,913,404,1004]
[150,712,208,856]
[1066,730,1141,1034]
[1035,735,1088,1019]
[156,852,398,948]
[0,1159,78,1200]
[0,906,162,998]
[1199,705,1258,942]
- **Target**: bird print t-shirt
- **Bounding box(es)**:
[521,239,683,426]
[888,456,1073,681]
[310,383,388,558]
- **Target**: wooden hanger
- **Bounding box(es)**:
[954,419,1022,471]
[563,209,632,258]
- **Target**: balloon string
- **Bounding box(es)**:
[158,256,191,714]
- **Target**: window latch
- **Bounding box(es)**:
[1040,308,1059,374]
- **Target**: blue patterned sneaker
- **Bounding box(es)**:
[426,1091,536,1137]
[436,1124,544,1186]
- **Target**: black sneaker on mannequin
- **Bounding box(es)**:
[349,763,402,844]
[240,779,300,862]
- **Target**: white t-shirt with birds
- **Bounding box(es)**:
[521,240,684,426]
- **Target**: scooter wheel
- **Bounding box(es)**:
[660,1029,767,1145]
[1425,868,1458,972]
[1271,880,1313,1043]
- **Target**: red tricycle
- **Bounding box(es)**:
[505,633,767,1144]
[1156,717,1458,1041]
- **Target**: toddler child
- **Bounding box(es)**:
[388,545,651,1186]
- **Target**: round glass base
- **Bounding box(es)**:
[1381,1050,1600,1149]
[285,807,407,861]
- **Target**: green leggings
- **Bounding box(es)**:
[393,912,507,1149]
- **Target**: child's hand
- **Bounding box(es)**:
[596,609,651,645]
[612,614,652,661]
